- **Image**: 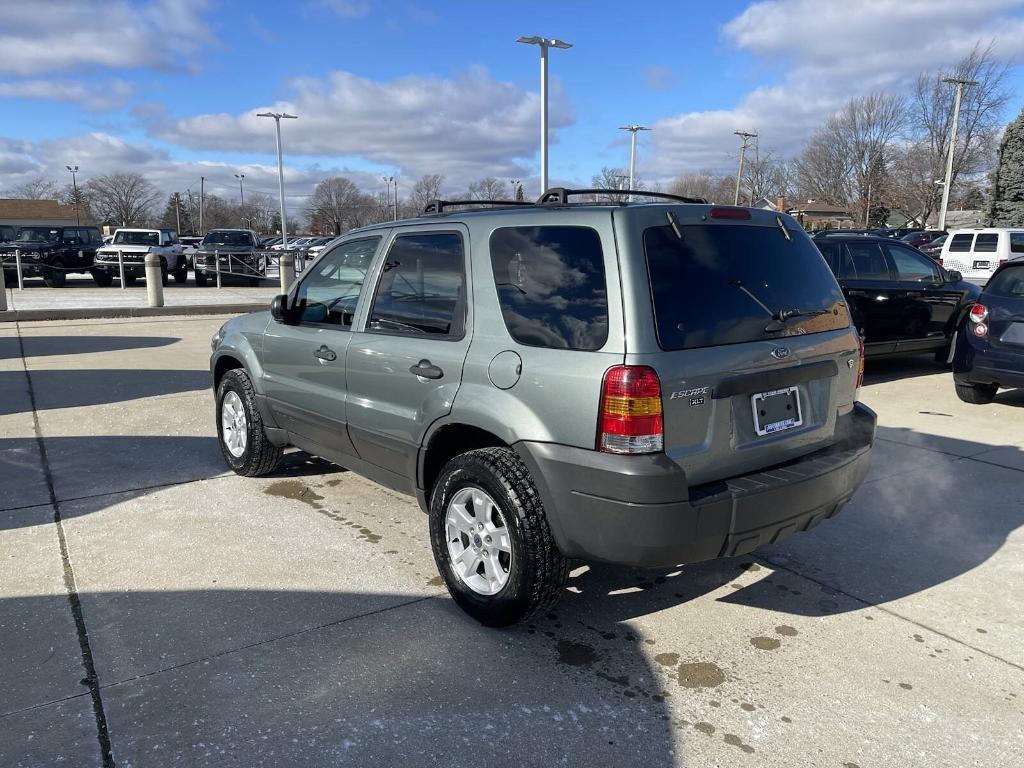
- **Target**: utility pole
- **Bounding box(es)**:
[257,111,298,248]
[937,77,977,231]
[619,125,651,201]
[65,165,80,225]
[235,173,245,206]
[733,131,757,206]
[865,183,872,227]
[174,192,182,233]
[517,36,572,195]
[199,176,205,235]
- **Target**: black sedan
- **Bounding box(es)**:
[814,233,981,359]
[952,260,1024,403]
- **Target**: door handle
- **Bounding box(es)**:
[314,344,337,362]
[409,359,443,379]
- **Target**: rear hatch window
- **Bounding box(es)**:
[986,265,1024,298]
[644,224,850,350]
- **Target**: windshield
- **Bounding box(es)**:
[202,231,254,247]
[16,227,59,243]
[644,224,850,350]
[113,231,159,246]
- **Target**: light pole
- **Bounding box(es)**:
[65,165,80,224]
[516,35,572,196]
[383,176,398,221]
[937,77,977,231]
[234,173,245,206]
[256,111,298,247]
[619,125,650,201]
[733,131,758,206]
[510,179,521,200]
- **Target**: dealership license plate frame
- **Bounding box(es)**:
[751,386,803,436]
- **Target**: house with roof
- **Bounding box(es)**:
[0,199,82,228]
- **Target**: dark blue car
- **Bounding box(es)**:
[953,260,1024,403]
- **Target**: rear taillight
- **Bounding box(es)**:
[856,335,865,394]
[598,365,664,454]
[969,304,989,338]
[938,257,944,267]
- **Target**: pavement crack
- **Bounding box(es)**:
[15,322,116,768]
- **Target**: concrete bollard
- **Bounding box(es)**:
[0,253,7,311]
[144,253,164,307]
[280,252,295,293]
[118,250,126,289]
[15,248,24,290]
[215,249,222,289]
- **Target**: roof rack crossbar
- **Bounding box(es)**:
[536,187,708,205]
[423,199,535,214]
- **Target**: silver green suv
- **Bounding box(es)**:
[210,189,875,626]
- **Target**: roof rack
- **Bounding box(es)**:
[423,199,535,214]
[537,187,707,205]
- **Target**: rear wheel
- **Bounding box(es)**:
[195,270,208,287]
[173,260,188,284]
[429,447,568,627]
[91,269,113,287]
[43,262,66,288]
[955,382,998,404]
[216,369,283,476]
[160,258,169,286]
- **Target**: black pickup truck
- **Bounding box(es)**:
[0,225,105,287]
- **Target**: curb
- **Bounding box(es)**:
[0,303,268,322]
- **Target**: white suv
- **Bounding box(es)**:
[95,228,187,285]
[940,228,1024,283]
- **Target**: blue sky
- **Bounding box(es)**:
[3,0,1024,206]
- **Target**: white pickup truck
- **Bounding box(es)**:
[94,228,187,286]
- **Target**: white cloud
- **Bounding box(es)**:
[0,79,133,111]
[0,0,212,76]
[649,0,1024,176]
[147,67,574,185]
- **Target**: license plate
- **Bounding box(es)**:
[752,386,803,436]
[973,260,989,269]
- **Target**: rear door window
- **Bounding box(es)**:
[974,233,998,253]
[489,226,608,350]
[948,233,974,252]
[843,241,890,280]
[1011,233,1024,254]
[644,224,849,351]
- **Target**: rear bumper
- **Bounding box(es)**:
[515,402,876,567]
[953,336,1024,388]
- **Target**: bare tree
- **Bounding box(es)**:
[85,173,161,227]
[7,176,60,200]
[467,177,507,200]
[408,174,444,213]
[914,41,1010,200]
[307,176,364,235]
[669,171,735,203]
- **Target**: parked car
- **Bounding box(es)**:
[304,236,335,259]
[952,260,1024,403]
[94,228,186,286]
[194,228,262,286]
[0,225,105,287]
[939,228,1024,283]
[919,233,948,259]
[261,237,282,249]
[210,191,876,626]
[0,225,16,243]
[900,230,945,249]
[269,237,312,251]
[814,233,980,359]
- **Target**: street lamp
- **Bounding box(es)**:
[65,165,80,225]
[256,111,298,247]
[618,125,650,201]
[234,173,245,206]
[516,35,572,195]
[382,176,398,221]
[510,179,521,200]
[937,77,977,231]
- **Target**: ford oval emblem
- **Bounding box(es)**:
[771,346,791,360]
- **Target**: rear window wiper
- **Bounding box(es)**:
[764,308,831,333]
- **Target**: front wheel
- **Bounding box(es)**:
[955,381,998,404]
[216,369,283,476]
[195,270,208,287]
[429,447,568,627]
[173,261,188,284]
[43,263,66,287]
[91,269,113,287]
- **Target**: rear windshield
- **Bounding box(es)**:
[986,265,1024,298]
[644,224,850,350]
[113,231,158,246]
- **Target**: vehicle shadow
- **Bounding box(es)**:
[994,388,1024,408]
[862,354,946,385]
[0,369,209,415]
[1,588,680,768]
[7,335,180,359]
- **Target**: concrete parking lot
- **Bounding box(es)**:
[1,315,1022,767]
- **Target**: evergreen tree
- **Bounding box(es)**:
[989,108,1024,226]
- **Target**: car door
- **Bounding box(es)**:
[344,226,471,490]
[882,242,958,350]
[261,234,386,457]
[838,240,899,352]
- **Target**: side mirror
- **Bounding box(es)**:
[946,269,963,283]
[270,294,291,323]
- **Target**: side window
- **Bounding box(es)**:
[489,226,608,350]
[974,233,998,253]
[885,244,940,283]
[842,242,889,280]
[1011,233,1024,253]
[368,233,465,338]
[948,233,974,252]
[292,237,380,326]
[816,240,841,276]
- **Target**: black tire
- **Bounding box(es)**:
[43,262,66,288]
[955,382,998,404]
[195,270,208,287]
[160,258,169,287]
[248,277,260,287]
[429,447,568,627]
[124,274,137,287]
[91,269,113,287]
[173,261,188,284]
[215,369,283,476]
